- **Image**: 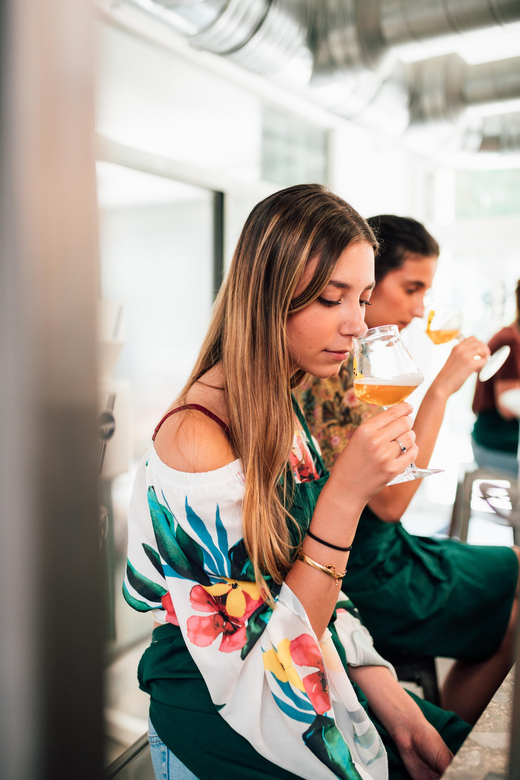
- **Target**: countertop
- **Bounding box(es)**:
[441,667,514,780]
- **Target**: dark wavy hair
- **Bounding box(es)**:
[367,215,439,283]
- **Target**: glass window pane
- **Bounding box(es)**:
[97,161,216,655]
[455,169,520,219]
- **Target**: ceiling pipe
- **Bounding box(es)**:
[379,0,520,49]
[313,0,520,83]
[407,53,520,125]
[151,0,315,85]
[128,0,520,150]
[464,56,520,111]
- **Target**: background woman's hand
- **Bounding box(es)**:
[393,719,453,780]
[349,666,454,780]
[432,336,490,398]
[330,401,418,506]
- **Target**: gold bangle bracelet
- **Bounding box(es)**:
[297,550,347,582]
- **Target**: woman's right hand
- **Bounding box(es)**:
[329,401,417,506]
[431,335,490,398]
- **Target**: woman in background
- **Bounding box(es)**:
[297,215,519,725]
[471,278,520,476]
[124,189,470,780]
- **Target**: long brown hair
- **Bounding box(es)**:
[182,184,377,600]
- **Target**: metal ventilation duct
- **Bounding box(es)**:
[137,0,520,146]
[379,0,520,48]
[152,0,315,85]
[408,53,520,125]
[313,0,520,82]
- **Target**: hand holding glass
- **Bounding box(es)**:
[425,304,510,382]
[353,325,442,485]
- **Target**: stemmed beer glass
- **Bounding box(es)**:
[352,325,443,485]
[425,303,510,382]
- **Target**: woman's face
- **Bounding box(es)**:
[364,253,438,331]
[287,241,375,378]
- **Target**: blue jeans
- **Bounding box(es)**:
[148,718,199,780]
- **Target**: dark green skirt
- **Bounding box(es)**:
[139,624,471,780]
[343,508,518,661]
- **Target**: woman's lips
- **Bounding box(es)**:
[325,349,349,361]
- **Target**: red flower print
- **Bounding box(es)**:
[161,592,179,626]
[290,634,330,716]
[289,431,319,483]
[186,584,248,653]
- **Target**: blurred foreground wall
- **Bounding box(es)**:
[0,0,104,778]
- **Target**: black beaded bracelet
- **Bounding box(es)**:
[306,528,353,552]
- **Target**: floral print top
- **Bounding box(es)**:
[294,355,381,471]
[124,410,393,780]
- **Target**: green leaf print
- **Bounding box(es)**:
[142,543,165,578]
[229,539,254,580]
[303,715,363,780]
[175,522,210,585]
[240,605,273,661]
[124,559,167,609]
[148,487,196,581]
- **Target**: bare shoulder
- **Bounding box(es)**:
[154,408,236,472]
[154,367,234,472]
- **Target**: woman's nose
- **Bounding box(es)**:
[341,310,366,336]
[411,296,426,319]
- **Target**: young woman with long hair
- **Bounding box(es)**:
[124,188,470,780]
[297,215,519,726]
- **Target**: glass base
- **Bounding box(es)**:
[387,466,444,486]
[478,345,511,382]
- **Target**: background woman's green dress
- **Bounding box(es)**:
[296,359,518,663]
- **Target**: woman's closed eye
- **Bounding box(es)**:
[317,296,341,307]
[317,296,372,308]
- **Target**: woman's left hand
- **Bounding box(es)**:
[432,335,490,398]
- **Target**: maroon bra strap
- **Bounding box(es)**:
[152,404,231,441]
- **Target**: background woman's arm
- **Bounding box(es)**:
[349,665,453,780]
[368,335,489,521]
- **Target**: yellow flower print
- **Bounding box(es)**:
[203,578,261,618]
[263,638,305,692]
